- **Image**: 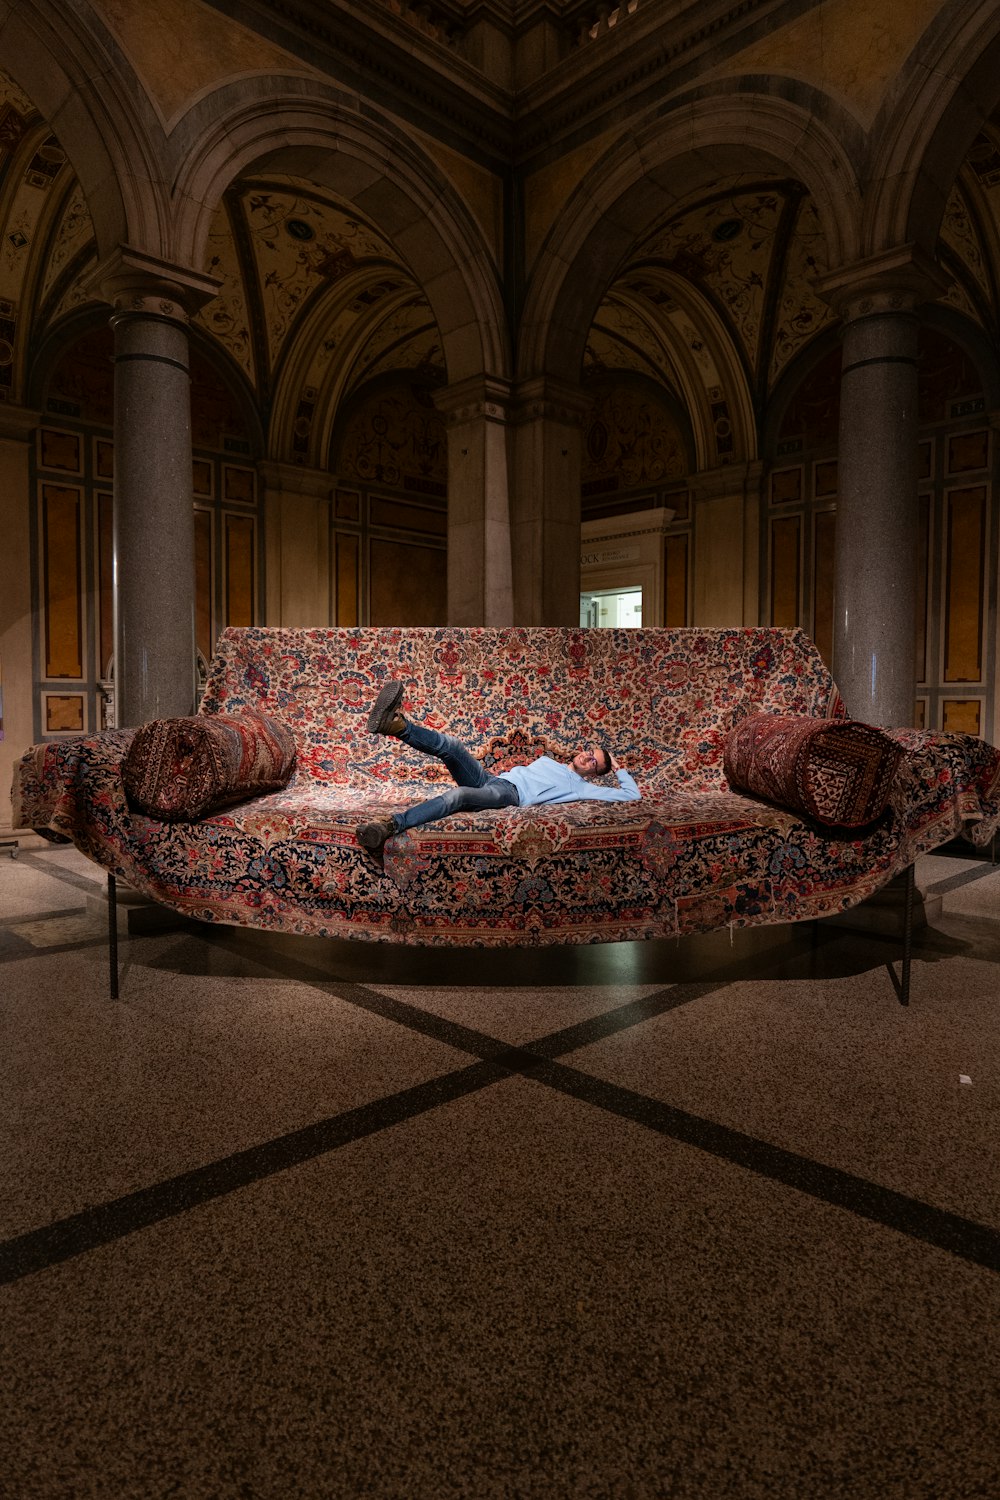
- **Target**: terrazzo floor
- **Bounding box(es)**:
[2,842,1000,1498]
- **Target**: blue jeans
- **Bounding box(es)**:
[393,723,520,831]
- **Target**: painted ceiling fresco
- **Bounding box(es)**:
[591,184,836,405]
[1,63,999,464]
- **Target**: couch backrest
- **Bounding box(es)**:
[200,626,842,794]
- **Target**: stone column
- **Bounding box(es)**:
[817,249,948,727]
[95,249,219,727]
[260,461,333,626]
[435,376,514,626]
[509,376,589,626]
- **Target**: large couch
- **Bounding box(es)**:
[12,625,1000,948]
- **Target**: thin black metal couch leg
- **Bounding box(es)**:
[108,873,119,999]
[886,862,914,1007]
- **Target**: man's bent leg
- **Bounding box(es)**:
[395,777,518,832]
[399,721,492,788]
[356,778,518,866]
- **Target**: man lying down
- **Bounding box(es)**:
[355,679,641,864]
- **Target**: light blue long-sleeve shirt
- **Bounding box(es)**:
[497,756,641,807]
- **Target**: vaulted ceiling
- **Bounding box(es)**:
[2,60,998,465]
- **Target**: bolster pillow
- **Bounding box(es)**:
[123,711,296,821]
[723,713,903,828]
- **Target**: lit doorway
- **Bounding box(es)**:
[580,586,643,629]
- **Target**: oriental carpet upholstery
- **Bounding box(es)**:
[11,626,1000,946]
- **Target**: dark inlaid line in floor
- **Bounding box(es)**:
[529,1058,1000,1274]
[0,907,92,927]
[0,934,118,964]
[5,932,1000,1284]
[13,850,108,898]
[924,862,1000,899]
[0,1059,506,1286]
[4,1013,1000,1286]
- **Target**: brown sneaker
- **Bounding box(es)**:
[367,680,406,736]
[356,816,397,867]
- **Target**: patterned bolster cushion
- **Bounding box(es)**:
[122,711,296,821]
[723,713,903,828]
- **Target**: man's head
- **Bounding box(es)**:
[571,742,613,780]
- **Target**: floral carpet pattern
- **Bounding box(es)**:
[12,626,1000,946]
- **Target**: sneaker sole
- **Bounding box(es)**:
[367,680,404,734]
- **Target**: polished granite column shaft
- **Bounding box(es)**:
[818,249,949,728]
[833,307,919,726]
[95,250,219,727]
[111,301,195,724]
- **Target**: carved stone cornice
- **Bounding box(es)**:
[514,0,781,160]
[581,505,678,541]
[0,402,42,442]
[220,0,513,161]
[814,246,951,324]
[433,374,513,424]
[509,375,590,425]
[689,460,764,501]
[207,0,788,167]
[259,460,334,497]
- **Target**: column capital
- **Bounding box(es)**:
[90,245,221,324]
[433,374,513,426]
[814,244,951,323]
[509,375,590,427]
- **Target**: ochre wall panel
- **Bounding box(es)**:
[916,493,929,683]
[44,693,84,732]
[335,534,359,627]
[943,700,981,735]
[98,492,113,675]
[770,516,800,629]
[194,509,213,661]
[664,535,688,627]
[369,540,446,626]
[42,484,82,678]
[947,431,989,474]
[943,486,985,682]
[225,514,255,628]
